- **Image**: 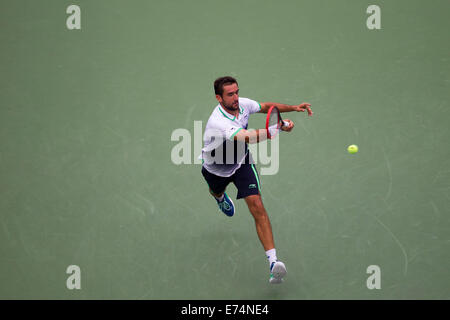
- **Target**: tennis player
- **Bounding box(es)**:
[201,76,313,283]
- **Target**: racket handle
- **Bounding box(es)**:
[282,120,289,128]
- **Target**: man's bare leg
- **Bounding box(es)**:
[244,194,275,251]
[245,194,287,283]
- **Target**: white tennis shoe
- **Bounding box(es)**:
[269,261,287,284]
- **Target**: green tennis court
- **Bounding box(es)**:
[0,0,449,299]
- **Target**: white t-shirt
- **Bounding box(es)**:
[201,97,261,177]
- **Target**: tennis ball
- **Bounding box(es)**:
[348,144,358,154]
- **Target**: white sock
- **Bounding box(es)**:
[265,248,277,266]
[214,194,224,202]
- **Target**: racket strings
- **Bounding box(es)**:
[267,108,281,138]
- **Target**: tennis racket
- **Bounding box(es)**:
[265,106,289,139]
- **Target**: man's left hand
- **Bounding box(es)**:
[293,103,313,116]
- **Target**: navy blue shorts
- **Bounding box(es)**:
[201,158,261,200]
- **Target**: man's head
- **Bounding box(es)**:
[214,76,239,111]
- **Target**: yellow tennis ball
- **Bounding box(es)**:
[348,144,358,154]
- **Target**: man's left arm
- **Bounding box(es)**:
[259,102,313,116]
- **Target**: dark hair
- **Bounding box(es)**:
[214,76,238,96]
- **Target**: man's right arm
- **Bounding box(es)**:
[233,129,268,144]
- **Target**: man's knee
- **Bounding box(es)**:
[209,188,224,198]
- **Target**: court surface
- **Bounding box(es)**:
[0,0,449,299]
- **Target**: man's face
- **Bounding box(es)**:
[216,83,239,111]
